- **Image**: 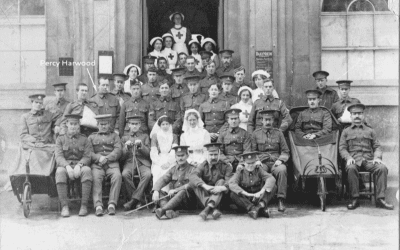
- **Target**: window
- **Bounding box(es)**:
[0,0,46,90]
[321,0,398,85]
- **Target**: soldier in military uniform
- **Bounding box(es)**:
[45,83,70,115]
[119,83,151,136]
[120,115,152,211]
[89,114,122,216]
[231,66,256,95]
[152,145,196,219]
[90,75,120,133]
[156,56,174,84]
[55,114,93,217]
[295,89,332,140]
[247,80,292,133]
[170,67,189,103]
[199,83,231,142]
[183,56,201,84]
[58,83,99,137]
[339,103,393,210]
[180,75,207,112]
[216,49,235,77]
[137,56,157,83]
[331,80,361,127]
[251,110,290,212]
[313,70,339,109]
[111,73,131,105]
[217,109,251,171]
[198,59,220,96]
[189,143,233,220]
[198,51,212,79]
[229,151,277,220]
[149,81,182,134]
[141,67,160,103]
[219,74,239,106]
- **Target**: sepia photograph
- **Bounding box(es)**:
[0,0,398,249]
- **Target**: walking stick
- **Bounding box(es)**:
[124,195,169,215]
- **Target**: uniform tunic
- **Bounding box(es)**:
[141,81,160,103]
[217,127,252,163]
[331,97,361,120]
[219,92,239,107]
[153,162,195,192]
[118,97,151,136]
[216,64,235,77]
[45,97,70,115]
[20,109,61,144]
[294,107,332,137]
[199,98,231,133]
[170,83,189,103]
[339,123,387,198]
[90,93,120,132]
[111,89,131,106]
[157,69,174,84]
[149,96,182,134]
[198,74,220,95]
[317,86,339,109]
[247,95,292,133]
[180,91,207,113]
[183,69,202,85]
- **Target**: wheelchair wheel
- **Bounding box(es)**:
[318,177,326,212]
[16,186,23,203]
[22,184,32,218]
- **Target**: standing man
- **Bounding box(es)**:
[231,66,256,95]
[312,70,339,109]
[170,67,189,103]
[219,74,239,106]
[156,56,174,84]
[198,51,213,79]
[339,103,393,210]
[90,75,120,133]
[217,109,252,171]
[216,49,235,77]
[138,56,158,83]
[248,79,292,133]
[152,146,196,219]
[294,89,332,140]
[141,67,160,103]
[55,114,93,217]
[183,56,201,83]
[189,143,233,220]
[180,75,207,112]
[251,110,290,212]
[331,80,361,127]
[199,60,220,95]
[229,151,277,220]
[89,114,122,216]
[111,73,131,105]
[45,83,70,115]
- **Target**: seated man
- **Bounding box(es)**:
[55,114,93,217]
[229,151,276,220]
[121,115,152,211]
[251,110,290,212]
[152,146,195,220]
[295,89,332,140]
[88,114,122,216]
[189,143,233,221]
[217,109,251,171]
[339,103,393,210]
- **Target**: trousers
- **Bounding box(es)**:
[92,165,122,207]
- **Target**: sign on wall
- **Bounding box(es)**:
[255,51,273,78]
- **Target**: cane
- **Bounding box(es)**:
[131,144,150,207]
[124,195,169,215]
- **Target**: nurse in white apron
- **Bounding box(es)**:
[188,39,202,72]
[169,12,191,55]
[149,37,163,67]
[161,33,178,73]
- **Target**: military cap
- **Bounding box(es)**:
[204,143,222,152]
[169,12,185,21]
[258,110,275,119]
[52,83,67,88]
[224,108,242,118]
[29,94,46,102]
[172,145,190,153]
[234,66,245,74]
[126,115,143,122]
[170,67,186,75]
[336,80,353,88]
[65,114,82,121]
[219,49,234,56]
[312,70,329,78]
[184,75,201,84]
[147,67,158,73]
[199,51,213,59]
[220,74,235,84]
[201,37,216,47]
[112,73,127,80]
[162,33,173,39]
[124,64,142,76]
[240,151,259,163]
[348,103,366,113]
[95,114,113,121]
[305,89,322,97]
[143,56,157,64]
[149,37,163,46]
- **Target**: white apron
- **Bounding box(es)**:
[170,27,188,55]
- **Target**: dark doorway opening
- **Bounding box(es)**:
[147,0,219,45]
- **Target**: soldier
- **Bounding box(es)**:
[199,83,230,142]
[119,83,151,136]
[45,83,70,115]
[180,75,207,112]
[331,80,361,127]
[152,145,196,219]
[189,143,233,220]
[229,151,277,220]
[156,56,174,84]
[149,80,182,134]
[176,52,188,69]
[183,56,201,85]
[90,75,120,133]
[55,114,93,217]
[121,115,152,211]
[312,70,339,109]
[216,49,235,77]
[217,109,251,171]
[138,56,157,83]
[219,74,239,106]
[251,110,290,212]
[111,73,131,105]
[170,67,189,103]
[198,51,213,79]
[89,114,122,216]
[231,66,256,95]
[295,89,332,140]
[58,83,99,137]
[339,103,393,210]
[141,67,160,103]
[198,59,220,95]
[247,79,292,133]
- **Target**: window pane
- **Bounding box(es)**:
[0,25,20,51]
[322,51,347,79]
[21,25,45,50]
[322,0,389,12]
[20,0,44,15]
[348,51,374,80]
[348,15,374,46]
[375,50,398,79]
[375,15,399,47]
[0,51,20,88]
[20,51,46,87]
[321,16,346,47]
[0,0,18,16]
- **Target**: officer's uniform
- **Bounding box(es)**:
[199,97,231,135]
[88,115,122,209]
[247,95,292,133]
[90,92,120,132]
[198,73,220,95]
[119,96,151,136]
[149,95,182,134]
[294,107,332,137]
